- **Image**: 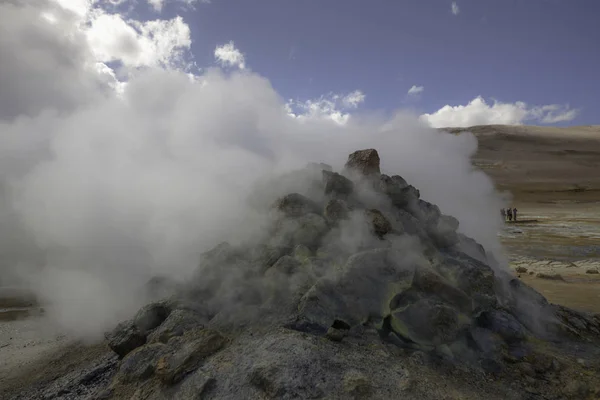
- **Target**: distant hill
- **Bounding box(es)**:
[439,125,600,204]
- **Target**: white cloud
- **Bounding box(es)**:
[451,2,460,15]
[342,90,366,108]
[286,90,366,125]
[529,104,579,124]
[214,41,246,69]
[407,85,424,95]
[86,13,192,69]
[420,96,579,128]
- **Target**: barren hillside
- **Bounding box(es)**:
[442,125,600,204]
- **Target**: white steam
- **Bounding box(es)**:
[0,1,507,339]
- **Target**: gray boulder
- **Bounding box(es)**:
[273,193,320,218]
[298,248,419,328]
[114,343,168,384]
[323,170,354,197]
[390,298,464,346]
[324,198,350,224]
[155,328,227,385]
[476,310,527,343]
[106,320,147,358]
[345,148,381,176]
[378,174,417,208]
[274,213,329,250]
[365,209,392,238]
[147,309,208,344]
[133,301,172,335]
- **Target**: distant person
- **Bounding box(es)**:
[513,207,518,221]
[501,208,506,220]
[507,208,513,221]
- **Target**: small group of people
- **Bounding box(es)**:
[501,207,518,221]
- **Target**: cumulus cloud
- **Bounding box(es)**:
[420,96,579,128]
[407,85,424,95]
[451,1,460,15]
[214,41,246,69]
[286,91,366,125]
[86,13,192,69]
[1,0,507,339]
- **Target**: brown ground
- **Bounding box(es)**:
[445,124,600,205]
[520,274,600,314]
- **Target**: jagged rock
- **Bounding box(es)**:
[476,310,527,343]
[274,213,329,250]
[249,244,289,271]
[410,272,470,314]
[133,301,172,335]
[323,198,350,223]
[114,343,168,384]
[345,148,381,176]
[435,250,496,311]
[379,174,418,208]
[552,304,600,340]
[365,209,392,237]
[411,199,441,224]
[274,193,320,218]
[322,170,354,197]
[266,255,302,276]
[390,209,426,237]
[147,309,208,344]
[390,298,463,346]
[586,268,599,274]
[515,266,528,273]
[298,248,418,328]
[155,328,227,384]
[106,320,147,358]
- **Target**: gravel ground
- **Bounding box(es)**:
[0,316,70,391]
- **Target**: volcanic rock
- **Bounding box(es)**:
[322,170,354,197]
[345,148,381,176]
[106,320,147,358]
[323,198,350,223]
[274,193,320,218]
[155,328,227,384]
[55,148,600,400]
[365,208,392,238]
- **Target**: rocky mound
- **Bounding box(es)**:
[18,149,600,400]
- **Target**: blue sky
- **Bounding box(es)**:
[128,0,599,127]
[38,0,599,127]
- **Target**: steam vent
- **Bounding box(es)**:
[30,149,600,399]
